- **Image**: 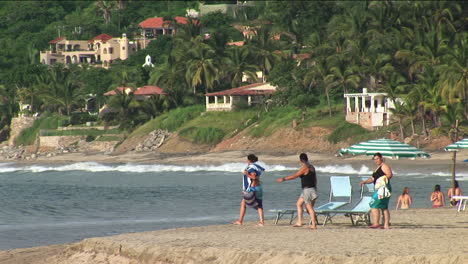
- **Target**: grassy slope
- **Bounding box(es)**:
[127,104,391,147]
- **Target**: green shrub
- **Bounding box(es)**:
[157,105,205,131]
[327,122,368,144]
[179,126,225,145]
[85,135,95,142]
[69,112,97,125]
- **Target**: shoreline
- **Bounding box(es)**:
[2,149,464,167]
[1,208,467,264]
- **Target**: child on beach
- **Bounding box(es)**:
[232,154,265,226]
[431,185,445,208]
[396,187,412,210]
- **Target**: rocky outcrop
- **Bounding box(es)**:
[135,129,172,152]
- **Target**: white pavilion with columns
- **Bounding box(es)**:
[344,88,397,130]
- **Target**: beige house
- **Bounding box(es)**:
[205,83,276,111]
[344,88,398,130]
[40,33,137,68]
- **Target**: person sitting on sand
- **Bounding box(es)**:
[232,154,265,226]
[396,187,412,210]
[447,180,462,206]
[276,153,318,229]
[431,184,445,208]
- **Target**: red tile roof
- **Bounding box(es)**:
[174,16,188,24]
[205,83,275,96]
[103,87,134,96]
[134,85,168,95]
[48,37,66,44]
[139,17,166,28]
[89,33,113,43]
[174,16,199,25]
[139,16,198,29]
[227,41,245,46]
[293,53,311,60]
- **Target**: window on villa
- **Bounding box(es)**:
[109,48,113,54]
[122,47,125,50]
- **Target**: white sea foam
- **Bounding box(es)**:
[1,162,466,177]
[315,164,372,175]
[0,162,297,173]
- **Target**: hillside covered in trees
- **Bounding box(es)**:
[0,1,466,145]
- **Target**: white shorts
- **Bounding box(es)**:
[300,187,318,204]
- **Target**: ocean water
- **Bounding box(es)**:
[0,161,467,250]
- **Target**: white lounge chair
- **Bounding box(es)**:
[315,176,353,225]
[269,208,297,224]
[452,196,468,212]
[270,176,352,225]
[320,178,374,226]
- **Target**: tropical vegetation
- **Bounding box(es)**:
[0,1,466,144]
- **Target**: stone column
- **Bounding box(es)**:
[346,97,351,112]
[354,97,359,112]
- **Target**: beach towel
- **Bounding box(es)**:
[370,176,392,209]
[375,176,391,199]
[242,162,265,209]
[242,163,265,191]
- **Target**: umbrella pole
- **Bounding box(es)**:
[451,120,459,192]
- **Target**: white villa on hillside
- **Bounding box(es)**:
[205,83,276,111]
[344,88,398,130]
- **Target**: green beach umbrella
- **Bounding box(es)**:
[339,138,430,159]
[444,138,468,151]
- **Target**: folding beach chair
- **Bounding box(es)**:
[315,176,352,225]
[269,208,297,224]
[320,178,374,226]
[270,176,352,225]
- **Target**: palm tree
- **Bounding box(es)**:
[304,57,332,116]
[438,36,467,119]
[107,88,135,126]
[324,56,361,95]
[416,67,447,128]
[225,46,259,87]
[36,64,83,115]
[389,100,406,141]
[401,96,418,137]
[246,25,280,81]
[379,72,407,103]
[185,37,218,94]
[149,55,188,107]
[0,84,18,134]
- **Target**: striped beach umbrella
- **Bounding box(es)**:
[444,138,468,151]
[339,138,430,159]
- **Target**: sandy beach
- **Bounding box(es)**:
[1,150,467,264]
[0,207,467,264]
[15,148,465,167]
